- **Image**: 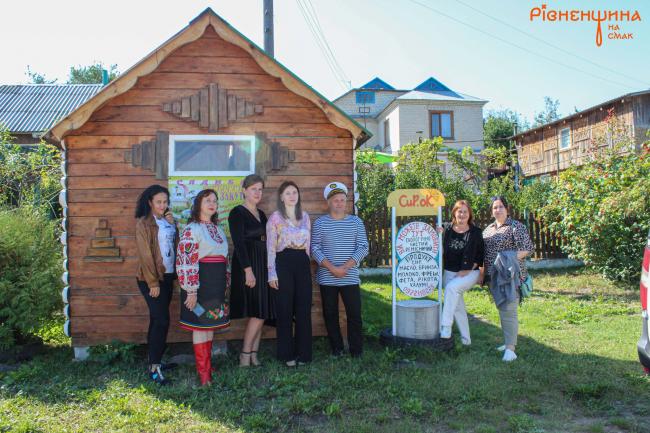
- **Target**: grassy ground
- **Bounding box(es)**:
[1,268,649,433]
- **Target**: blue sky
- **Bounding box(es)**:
[2,0,648,123]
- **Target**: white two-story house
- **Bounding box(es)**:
[334,77,487,161]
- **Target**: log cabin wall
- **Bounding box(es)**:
[633,93,650,145]
[64,26,354,346]
[516,98,639,178]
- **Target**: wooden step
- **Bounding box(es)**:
[86,247,120,257]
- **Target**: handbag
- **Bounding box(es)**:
[519,274,533,298]
[509,224,533,298]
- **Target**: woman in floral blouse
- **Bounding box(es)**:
[481,196,534,362]
[176,189,230,385]
[267,181,312,366]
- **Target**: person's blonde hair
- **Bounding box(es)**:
[451,200,473,226]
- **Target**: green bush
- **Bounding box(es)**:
[355,150,395,220]
[0,207,62,349]
[541,114,650,283]
[0,125,62,217]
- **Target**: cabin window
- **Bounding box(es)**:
[560,128,571,149]
[356,91,375,104]
[169,135,255,177]
[430,111,454,139]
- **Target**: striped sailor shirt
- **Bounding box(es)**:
[311,214,369,286]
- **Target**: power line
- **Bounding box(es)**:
[454,0,650,88]
[295,0,349,91]
[406,0,638,91]
[303,0,350,87]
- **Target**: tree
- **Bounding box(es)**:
[354,151,395,220]
[67,63,120,84]
[24,63,120,85]
[532,96,561,127]
[0,125,62,216]
[483,109,527,149]
[25,66,57,84]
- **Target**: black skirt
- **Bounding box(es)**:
[179,261,230,331]
[230,239,276,320]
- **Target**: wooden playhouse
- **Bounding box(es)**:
[46,8,370,355]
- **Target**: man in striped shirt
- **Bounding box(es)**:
[311,182,369,357]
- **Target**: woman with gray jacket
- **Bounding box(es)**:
[480,196,533,362]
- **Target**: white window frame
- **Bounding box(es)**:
[560,128,571,150]
[169,134,256,177]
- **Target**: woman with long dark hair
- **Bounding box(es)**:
[135,185,178,385]
[228,174,273,367]
[176,189,230,385]
[266,181,312,366]
[481,196,534,362]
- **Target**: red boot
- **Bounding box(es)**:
[193,341,213,386]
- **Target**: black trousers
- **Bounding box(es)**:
[320,284,363,356]
[137,273,174,365]
[273,249,313,362]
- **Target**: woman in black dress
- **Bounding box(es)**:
[228,174,273,367]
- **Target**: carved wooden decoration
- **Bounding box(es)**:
[267,141,295,172]
[84,219,123,263]
[124,131,170,180]
[162,83,264,132]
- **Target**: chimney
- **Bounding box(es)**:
[264,0,274,57]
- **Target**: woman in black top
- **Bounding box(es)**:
[439,200,484,344]
[228,174,273,367]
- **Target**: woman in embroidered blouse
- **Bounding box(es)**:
[134,185,179,386]
[176,189,230,386]
[267,181,312,366]
[481,196,534,363]
[228,174,272,367]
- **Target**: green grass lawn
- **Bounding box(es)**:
[2,269,649,433]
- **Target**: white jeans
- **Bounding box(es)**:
[442,270,480,344]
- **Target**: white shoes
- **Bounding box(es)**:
[502,349,517,362]
[440,326,452,339]
[496,345,506,352]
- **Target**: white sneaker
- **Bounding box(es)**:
[496,345,506,352]
[502,349,517,362]
[440,326,452,339]
[461,337,471,346]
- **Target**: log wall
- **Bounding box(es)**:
[517,99,638,177]
[65,26,353,346]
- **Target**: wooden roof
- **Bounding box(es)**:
[45,8,371,146]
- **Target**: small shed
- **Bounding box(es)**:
[46,8,370,352]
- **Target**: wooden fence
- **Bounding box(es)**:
[362,207,566,267]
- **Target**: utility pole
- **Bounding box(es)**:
[264,0,274,58]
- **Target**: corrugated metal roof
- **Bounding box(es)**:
[397,90,487,103]
[0,84,103,134]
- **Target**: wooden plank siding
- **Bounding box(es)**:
[65,29,354,346]
[516,98,640,178]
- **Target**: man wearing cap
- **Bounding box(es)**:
[311,182,369,357]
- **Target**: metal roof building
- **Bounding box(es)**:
[0,84,103,143]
